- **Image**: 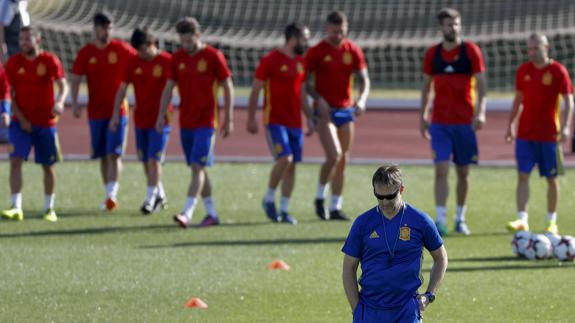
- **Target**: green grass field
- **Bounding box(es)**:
[0,162,574,322]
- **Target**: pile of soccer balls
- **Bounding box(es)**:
[511,231,575,261]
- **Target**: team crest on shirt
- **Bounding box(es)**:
[153,64,163,77]
[108,51,118,64]
[197,59,207,72]
[280,64,288,72]
[89,57,97,64]
[542,72,553,85]
[17,67,25,74]
[178,62,186,71]
[135,67,143,75]
[369,230,379,239]
[323,55,332,62]
[399,225,410,241]
[524,75,531,82]
[342,52,352,65]
[36,63,46,76]
[296,62,304,74]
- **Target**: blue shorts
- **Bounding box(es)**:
[429,123,478,166]
[89,117,128,159]
[180,128,215,167]
[331,107,355,128]
[8,120,62,165]
[515,138,563,177]
[265,124,303,163]
[353,298,421,323]
[135,126,171,163]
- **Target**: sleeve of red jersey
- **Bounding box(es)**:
[422,47,435,75]
[48,54,65,79]
[71,47,87,75]
[304,47,318,77]
[352,44,367,70]
[214,50,232,81]
[124,57,134,83]
[557,64,573,94]
[254,55,269,81]
[515,65,524,92]
[467,42,486,74]
[0,65,10,100]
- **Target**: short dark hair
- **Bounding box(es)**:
[93,12,112,26]
[175,17,200,34]
[437,8,460,25]
[20,26,41,38]
[284,22,307,42]
[372,164,403,188]
[130,26,156,50]
[326,11,347,25]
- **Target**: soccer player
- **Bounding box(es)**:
[420,8,487,236]
[0,62,10,142]
[305,11,370,221]
[156,17,234,228]
[110,27,171,214]
[505,33,573,235]
[1,26,68,222]
[70,12,135,211]
[342,165,447,322]
[246,23,314,225]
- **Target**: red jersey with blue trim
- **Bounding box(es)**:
[516,60,573,142]
[423,41,485,124]
[305,39,366,108]
[168,46,231,129]
[255,49,305,128]
[125,51,173,129]
[72,39,136,120]
[6,52,65,126]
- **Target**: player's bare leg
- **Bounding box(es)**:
[174,163,205,228]
[263,155,292,222]
[2,157,24,221]
[454,165,470,235]
[315,120,341,220]
[434,161,450,235]
[42,164,57,222]
[507,172,530,232]
[545,176,559,234]
[329,122,354,221]
[278,162,297,224]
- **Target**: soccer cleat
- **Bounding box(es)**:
[280,211,298,225]
[140,201,154,215]
[173,213,190,228]
[329,209,351,221]
[262,200,280,222]
[454,220,471,236]
[506,219,529,232]
[43,209,58,222]
[314,198,329,220]
[1,208,24,221]
[105,197,118,211]
[435,222,448,237]
[545,221,559,235]
[153,195,168,212]
[198,215,220,228]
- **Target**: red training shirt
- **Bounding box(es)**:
[0,63,10,101]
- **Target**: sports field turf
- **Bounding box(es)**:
[0,162,574,322]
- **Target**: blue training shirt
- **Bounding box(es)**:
[342,203,443,310]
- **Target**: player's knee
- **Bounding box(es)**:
[277,155,293,165]
[518,172,530,182]
[10,158,23,169]
[326,150,343,165]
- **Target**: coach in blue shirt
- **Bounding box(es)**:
[342,164,448,322]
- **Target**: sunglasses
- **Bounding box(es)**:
[373,188,400,201]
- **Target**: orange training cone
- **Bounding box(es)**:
[267,259,291,270]
[184,297,208,308]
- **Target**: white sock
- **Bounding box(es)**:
[455,205,467,222]
[157,182,166,199]
[182,197,197,219]
[436,206,447,224]
[44,194,55,210]
[264,188,275,203]
[145,186,158,204]
[11,193,22,210]
[203,196,218,218]
[547,212,557,222]
[330,195,342,211]
[316,183,327,200]
[280,196,290,213]
[518,211,528,222]
[106,182,119,199]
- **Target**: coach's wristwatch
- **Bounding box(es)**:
[424,291,435,303]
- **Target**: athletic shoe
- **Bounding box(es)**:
[545,221,559,235]
[198,215,220,227]
[435,222,448,237]
[314,198,329,220]
[140,201,154,215]
[506,219,529,232]
[280,211,298,225]
[454,220,471,235]
[105,197,117,211]
[262,200,280,222]
[329,209,350,221]
[43,209,58,222]
[173,213,189,228]
[153,195,168,211]
[1,208,24,221]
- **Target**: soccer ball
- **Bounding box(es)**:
[544,232,561,248]
[511,231,531,258]
[553,235,575,262]
[524,234,552,260]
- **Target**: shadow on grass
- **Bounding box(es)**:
[436,262,575,273]
[0,224,175,238]
[141,237,346,249]
[448,256,523,262]
[444,231,510,239]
